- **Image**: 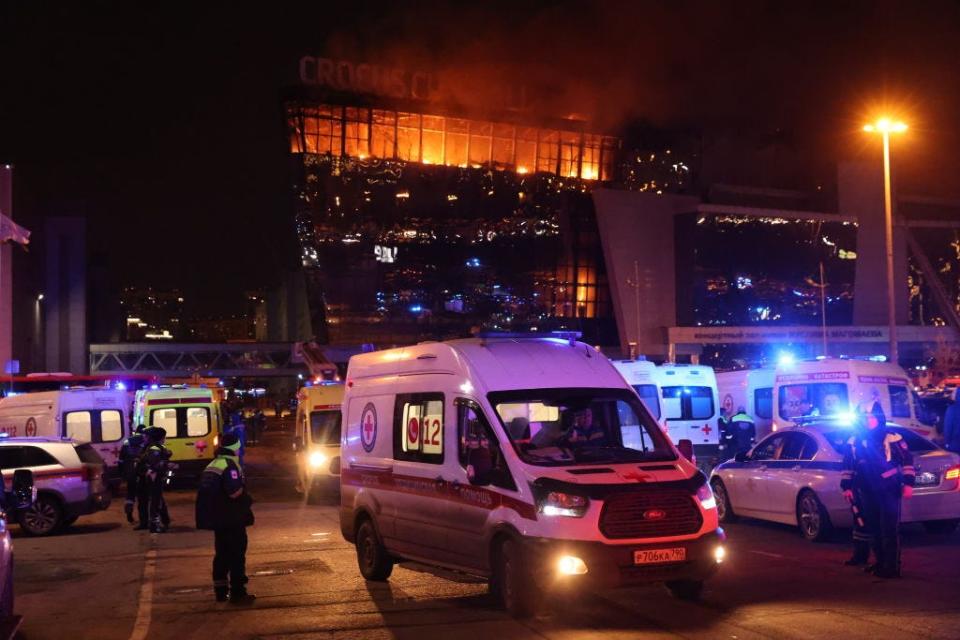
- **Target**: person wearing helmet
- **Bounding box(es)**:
[118,424,148,526]
[140,426,174,533]
[840,402,915,578]
[195,432,255,604]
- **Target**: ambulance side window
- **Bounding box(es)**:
[393,393,444,464]
[888,385,911,418]
[456,399,516,491]
[754,388,773,419]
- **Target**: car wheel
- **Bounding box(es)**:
[355,519,393,581]
[20,495,63,537]
[0,557,13,618]
[665,579,704,601]
[493,538,538,618]
[922,519,959,534]
[711,479,737,523]
[796,490,832,542]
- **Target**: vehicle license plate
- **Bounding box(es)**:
[633,547,686,565]
[915,471,938,487]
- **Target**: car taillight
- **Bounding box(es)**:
[82,466,101,482]
[945,465,960,482]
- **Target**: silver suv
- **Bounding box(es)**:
[0,437,111,536]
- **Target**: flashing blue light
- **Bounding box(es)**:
[836,411,857,427]
[868,355,888,362]
[0,432,9,438]
[778,352,796,367]
[150,384,159,391]
[3,392,16,398]
[115,382,127,391]
[409,305,423,313]
[466,258,481,268]
[305,381,313,387]
[218,380,225,386]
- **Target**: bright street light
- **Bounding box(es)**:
[863,116,908,363]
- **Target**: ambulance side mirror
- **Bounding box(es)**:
[677,439,695,462]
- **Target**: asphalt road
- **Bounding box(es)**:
[12,422,960,640]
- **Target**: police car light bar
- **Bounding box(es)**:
[478,330,582,345]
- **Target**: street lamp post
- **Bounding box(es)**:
[863,118,907,364]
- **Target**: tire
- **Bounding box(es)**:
[665,579,704,601]
[922,519,960,534]
[0,558,13,618]
[20,495,63,537]
[493,539,539,618]
[796,490,832,542]
[355,519,393,581]
[711,479,737,523]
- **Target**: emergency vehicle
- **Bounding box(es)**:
[652,365,721,462]
[716,368,776,439]
[133,386,223,477]
[771,357,934,438]
[339,334,725,617]
[293,382,344,496]
[611,359,663,423]
[0,388,131,470]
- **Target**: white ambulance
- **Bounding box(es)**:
[0,388,130,469]
[293,382,344,496]
[339,335,725,617]
[716,368,776,439]
[652,365,721,462]
[611,359,663,424]
[772,357,935,438]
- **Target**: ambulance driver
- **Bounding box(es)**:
[565,406,607,445]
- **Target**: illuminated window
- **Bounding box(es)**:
[422,115,444,165]
[600,137,618,181]
[468,121,492,167]
[515,127,537,173]
[445,118,469,167]
[344,107,370,158]
[537,130,559,173]
[288,115,304,153]
[397,112,421,161]
[302,105,342,155]
[492,123,515,168]
[581,134,601,180]
[371,110,396,158]
[560,131,582,178]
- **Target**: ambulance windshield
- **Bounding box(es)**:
[489,388,675,466]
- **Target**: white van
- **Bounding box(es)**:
[716,368,776,439]
[772,357,935,438]
[652,365,721,462]
[340,335,725,617]
[293,382,344,496]
[611,359,663,424]
[0,388,130,470]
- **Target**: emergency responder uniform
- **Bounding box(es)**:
[196,433,255,604]
[840,403,915,578]
[729,408,756,457]
[141,427,174,533]
[717,410,734,461]
[943,388,960,452]
[118,424,148,526]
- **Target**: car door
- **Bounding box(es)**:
[731,433,786,515]
[764,432,818,519]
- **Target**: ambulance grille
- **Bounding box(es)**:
[599,489,703,539]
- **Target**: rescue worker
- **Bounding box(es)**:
[565,407,606,444]
[196,432,255,604]
[840,402,915,578]
[118,424,148,526]
[943,388,960,452]
[729,407,756,457]
[717,408,735,461]
[141,426,174,533]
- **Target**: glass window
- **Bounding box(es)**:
[370,110,396,159]
[396,112,421,161]
[515,127,537,174]
[100,410,123,442]
[780,432,816,460]
[888,385,911,418]
[21,446,57,467]
[394,393,444,463]
[421,115,444,165]
[600,137,618,181]
[468,121,492,166]
[186,408,209,437]
[537,130,559,174]
[65,411,93,443]
[888,427,937,452]
[150,407,210,438]
[457,400,491,465]
[0,448,21,468]
[581,134,600,180]
[632,384,661,419]
[490,388,674,467]
[310,410,342,445]
[75,444,104,465]
[752,434,785,461]
[445,118,469,167]
[492,123,515,168]
[560,131,582,178]
[150,408,179,439]
[344,107,370,158]
[303,105,342,155]
[661,386,715,421]
[778,383,848,420]
[755,387,773,419]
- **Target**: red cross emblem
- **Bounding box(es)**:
[195,440,208,455]
[108,446,121,460]
[361,403,377,452]
[701,424,713,436]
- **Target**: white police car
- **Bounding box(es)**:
[709,419,960,541]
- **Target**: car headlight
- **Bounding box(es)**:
[697,483,717,510]
[539,490,589,518]
[308,451,327,469]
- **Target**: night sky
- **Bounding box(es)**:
[3,1,960,314]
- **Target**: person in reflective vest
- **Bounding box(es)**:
[140,426,174,533]
[117,424,147,525]
[717,408,735,461]
[840,402,915,578]
[729,408,756,457]
[195,432,255,604]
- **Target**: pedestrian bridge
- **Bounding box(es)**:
[88,342,363,378]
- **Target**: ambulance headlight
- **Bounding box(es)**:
[539,491,589,518]
[714,545,726,564]
[309,451,327,469]
[557,555,588,575]
[697,483,717,510]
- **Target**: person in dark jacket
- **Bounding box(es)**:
[118,424,147,525]
[840,402,915,578]
[717,408,734,461]
[140,426,174,533]
[729,407,756,457]
[943,388,960,453]
[196,433,255,604]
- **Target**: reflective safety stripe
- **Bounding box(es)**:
[881,468,899,478]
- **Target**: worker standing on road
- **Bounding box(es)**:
[717,408,734,461]
[141,427,174,533]
[943,388,960,452]
[729,407,756,457]
[118,424,147,525]
[840,402,915,578]
[196,432,255,604]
